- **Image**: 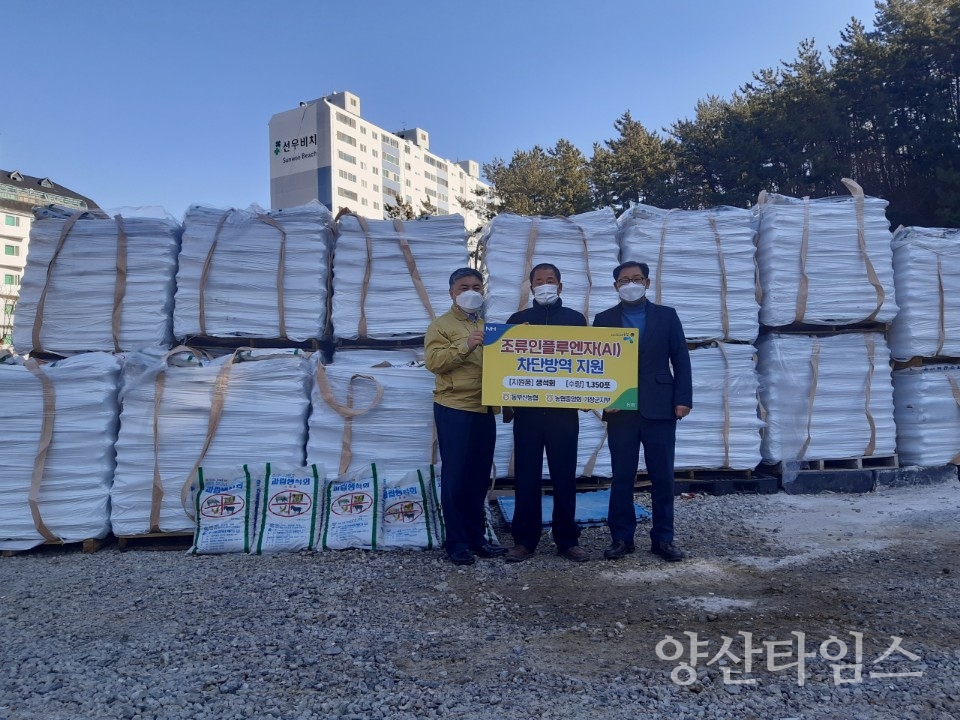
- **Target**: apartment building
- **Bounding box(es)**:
[269,91,491,230]
[0,170,98,345]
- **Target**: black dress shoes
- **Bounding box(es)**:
[603,540,636,560]
[471,542,508,558]
[651,541,688,562]
[447,548,476,565]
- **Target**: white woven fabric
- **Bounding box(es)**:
[893,364,960,466]
[13,208,180,354]
[331,214,469,340]
[480,209,621,324]
[675,343,763,470]
[889,226,960,360]
[756,188,898,326]
[757,333,896,463]
[173,202,334,341]
[111,349,311,535]
[0,353,120,551]
[617,204,759,342]
[306,351,437,479]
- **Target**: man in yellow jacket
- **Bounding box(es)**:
[425,267,506,565]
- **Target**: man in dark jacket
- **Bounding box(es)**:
[504,263,590,563]
[593,261,693,561]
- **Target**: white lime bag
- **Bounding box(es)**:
[320,464,382,550]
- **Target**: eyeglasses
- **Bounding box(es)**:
[615,277,647,288]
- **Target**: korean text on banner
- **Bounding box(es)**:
[482,324,639,410]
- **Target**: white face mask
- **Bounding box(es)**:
[618,282,647,303]
[533,284,560,305]
[455,289,485,312]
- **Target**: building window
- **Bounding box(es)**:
[4,215,20,227]
[4,303,14,315]
[372,167,379,175]
[372,149,379,158]
[360,126,367,135]
[373,202,380,210]
[3,274,20,285]
[405,145,411,154]
[361,198,368,206]
[4,245,20,256]
[360,144,367,153]
[338,150,357,165]
[406,180,411,187]
[337,188,358,201]
[405,163,412,171]
[373,184,379,192]
[383,151,400,166]
[336,131,357,147]
[336,112,357,129]
[372,132,378,140]
[338,169,357,183]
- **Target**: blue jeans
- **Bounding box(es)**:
[606,412,677,545]
[433,403,496,554]
[511,407,581,551]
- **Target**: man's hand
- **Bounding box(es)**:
[467,329,484,351]
[502,407,514,424]
[675,405,691,420]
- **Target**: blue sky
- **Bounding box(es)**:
[3,0,878,219]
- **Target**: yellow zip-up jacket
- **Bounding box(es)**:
[424,304,498,413]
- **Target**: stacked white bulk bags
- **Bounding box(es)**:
[111,348,311,535]
[480,209,621,324]
[755,180,898,327]
[617,204,759,342]
[331,214,469,340]
[173,202,334,342]
[889,226,960,361]
[306,352,437,478]
[0,353,121,551]
[13,206,180,355]
[757,332,896,463]
[675,343,763,470]
[892,365,960,466]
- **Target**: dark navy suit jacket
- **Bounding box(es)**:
[592,300,693,420]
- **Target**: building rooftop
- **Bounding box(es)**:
[0,169,100,215]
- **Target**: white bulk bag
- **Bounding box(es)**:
[617,204,759,342]
[480,209,621,325]
[306,351,437,479]
[173,202,333,341]
[13,207,180,354]
[112,348,311,536]
[331,214,469,340]
[893,365,960,467]
[0,353,120,551]
[757,332,896,463]
[755,180,897,327]
[889,226,960,360]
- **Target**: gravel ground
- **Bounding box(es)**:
[2,474,959,720]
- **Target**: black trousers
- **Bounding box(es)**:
[511,407,581,551]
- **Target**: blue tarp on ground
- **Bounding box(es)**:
[496,489,651,529]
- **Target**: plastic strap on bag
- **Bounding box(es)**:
[24,359,58,542]
[393,219,437,323]
[111,215,130,353]
[708,215,731,340]
[798,337,820,460]
[31,211,84,353]
[841,178,885,322]
[655,210,675,305]
[559,217,593,320]
[517,219,540,311]
[582,410,608,478]
[936,255,946,355]
[715,342,732,467]
[314,363,384,474]
[180,348,241,516]
[355,215,375,338]
[863,334,877,457]
[795,199,811,323]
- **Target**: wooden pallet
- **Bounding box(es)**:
[333,336,426,350]
[760,321,891,335]
[1,537,105,557]
[893,356,960,370]
[769,454,899,474]
[498,468,776,496]
[116,532,194,552]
